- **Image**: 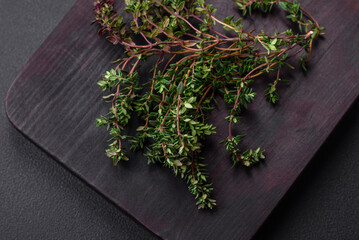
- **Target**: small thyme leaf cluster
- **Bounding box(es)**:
[93,0,322,209]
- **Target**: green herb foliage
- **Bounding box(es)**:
[94,0,322,209]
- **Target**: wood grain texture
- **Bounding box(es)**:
[5,0,359,239]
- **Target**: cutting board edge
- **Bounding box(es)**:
[250,93,359,239]
[3,0,161,237]
[4,88,162,239]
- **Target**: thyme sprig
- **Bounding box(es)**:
[94,0,322,209]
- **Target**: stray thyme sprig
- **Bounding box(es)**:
[94,0,323,209]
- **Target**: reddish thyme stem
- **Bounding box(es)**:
[228,87,242,140]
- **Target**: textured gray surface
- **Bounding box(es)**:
[0,1,358,240]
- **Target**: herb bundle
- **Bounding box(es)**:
[94,0,322,209]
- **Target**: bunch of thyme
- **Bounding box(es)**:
[94,0,323,209]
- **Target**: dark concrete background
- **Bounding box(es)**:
[0,1,358,239]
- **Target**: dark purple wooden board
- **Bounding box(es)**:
[5,0,359,239]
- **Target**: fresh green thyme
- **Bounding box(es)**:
[93,0,323,209]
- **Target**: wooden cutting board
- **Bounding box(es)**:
[6,0,359,239]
